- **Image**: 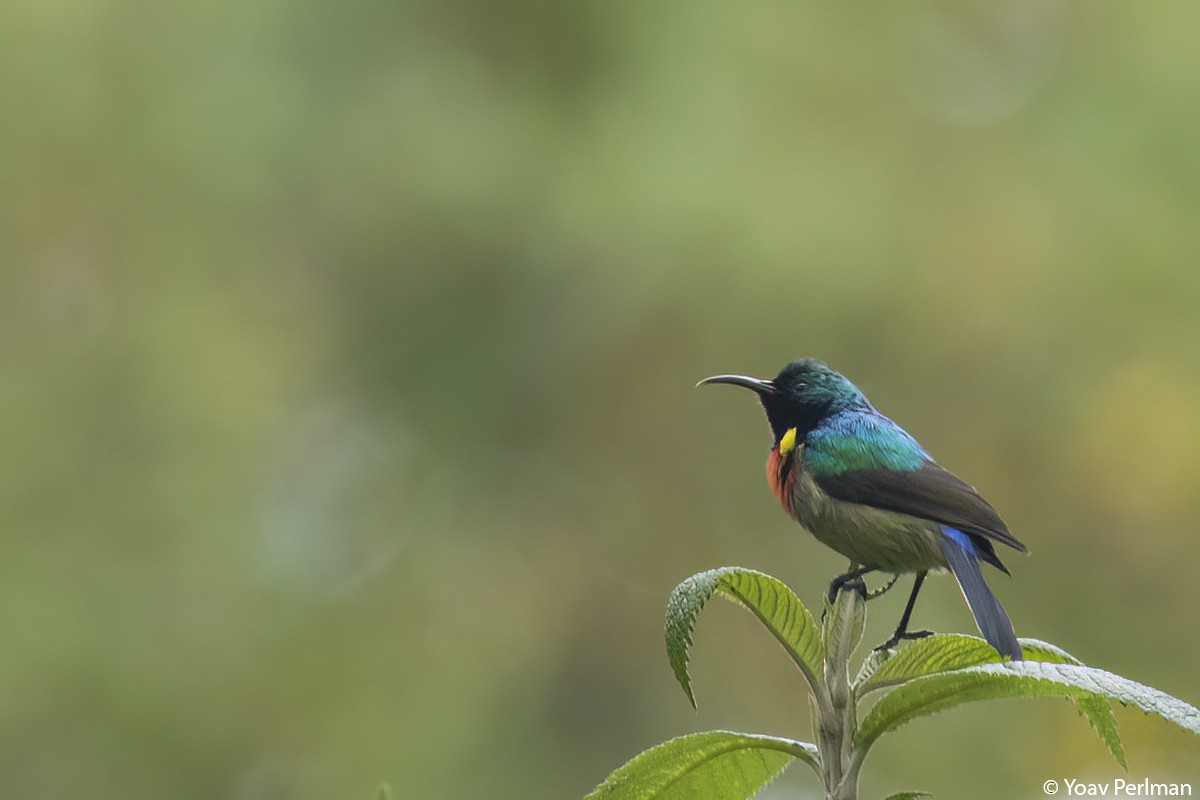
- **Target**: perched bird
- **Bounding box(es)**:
[699,358,1026,660]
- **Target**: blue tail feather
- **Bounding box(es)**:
[941,527,1022,661]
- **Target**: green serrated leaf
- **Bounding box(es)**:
[859,634,995,693]
[1016,638,1095,664]
[854,648,891,687]
[857,636,1126,767]
[860,635,1097,693]
[584,730,819,800]
[882,792,933,800]
[666,568,823,707]
[1075,694,1126,769]
[1020,640,1126,769]
[856,661,1200,765]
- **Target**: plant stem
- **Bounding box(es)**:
[817,586,864,800]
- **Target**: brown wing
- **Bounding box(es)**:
[813,461,1028,555]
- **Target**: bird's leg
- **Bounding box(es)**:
[876,571,933,651]
[826,565,876,606]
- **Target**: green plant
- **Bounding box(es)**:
[585,567,1200,800]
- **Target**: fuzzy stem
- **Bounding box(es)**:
[817,586,863,800]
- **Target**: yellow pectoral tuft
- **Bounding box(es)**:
[778,427,798,458]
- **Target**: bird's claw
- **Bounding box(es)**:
[874,628,934,653]
[825,576,867,605]
[825,568,873,606]
[822,575,868,621]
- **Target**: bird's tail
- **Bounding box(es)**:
[941,528,1022,661]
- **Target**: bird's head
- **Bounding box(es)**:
[698,358,868,443]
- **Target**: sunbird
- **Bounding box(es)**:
[699,358,1026,660]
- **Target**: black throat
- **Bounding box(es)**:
[759,396,829,445]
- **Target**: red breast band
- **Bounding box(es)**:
[765,447,795,515]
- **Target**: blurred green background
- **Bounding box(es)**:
[2,0,1198,798]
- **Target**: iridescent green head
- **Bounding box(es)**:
[698,358,868,442]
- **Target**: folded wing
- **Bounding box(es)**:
[813,459,1027,559]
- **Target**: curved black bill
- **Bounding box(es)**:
[696,374,776,395]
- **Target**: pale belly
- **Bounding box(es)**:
[788,466,949,574]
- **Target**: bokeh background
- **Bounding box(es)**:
[3,0,1198,798]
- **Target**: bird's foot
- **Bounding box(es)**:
[825,567,876,607]
[874,628,934,653]
[822,572,869,622]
